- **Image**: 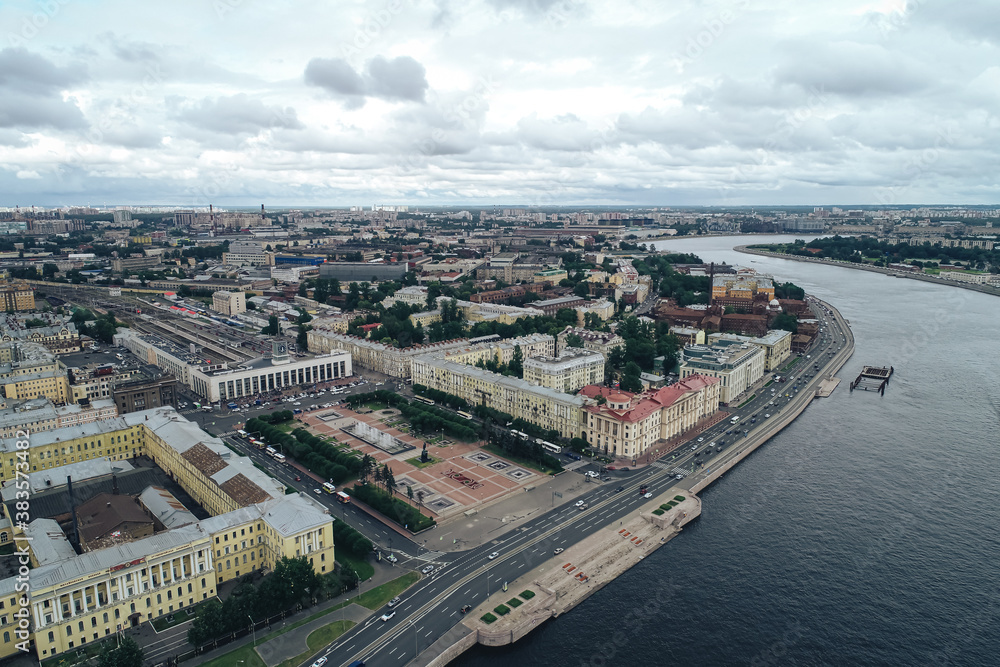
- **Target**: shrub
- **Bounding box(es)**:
[481,613,497,624]
[494,605,510,616]
[652,509,665,516]
[659,504,672,511]
[508,598,522,608]
[351,483,436,531]
[674,495,686,502]
[519,590,535,600]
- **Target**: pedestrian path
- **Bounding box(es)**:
[255,603,371,667]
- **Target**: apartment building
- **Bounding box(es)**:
[707,329,792,372]
[0,281,34,311]
[212,290,247,317]
[680,342,766,404]
[580,375,721,459]
[441,333,555,368]
[411,353,585,438]
[555,326,625,358]
[523,348,605,394]
[0,398,117,439]
[307,329,470,378]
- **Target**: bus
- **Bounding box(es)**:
[334,491,350,504]
[456,410,473,420]
[510,430,531,441]
[322,482,336,494]
[540,441,562,454]
[273,453,286,463]
[265,446,277,457]
[730,416,740,425]
[413,396,435,406]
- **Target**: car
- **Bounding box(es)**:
[697,437,704,442]
[607,465,616,470]
[691,445,698,451]
[675,474,684,480]
[310,658,327,667]
[643,492,653,499]
[574,500,585,507]
[460,604,473,614]
[313,489,322,494]
[488,552,499,560]
[602,476,611,482]
[421,564,435,574]
[294,476,301,481]
[387,596,400,607]
[620,467,630,471]
[764,414,770,418]
[615,486,625,493]
[386,554,398,563]
[584,471,599,478]
[293,402,301,406]
[380,611,396,622]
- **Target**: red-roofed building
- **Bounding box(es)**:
[581,374,721,460]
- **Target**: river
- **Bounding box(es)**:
[452,235,1000,667]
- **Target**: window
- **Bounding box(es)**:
[48,631,54,642]
[3,631,9,643]
[66,626,72,636]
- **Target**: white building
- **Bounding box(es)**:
[679,342,765,404]
[189,347,352,402]
[523,348,606,393]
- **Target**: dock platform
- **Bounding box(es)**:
[850,365,894,394]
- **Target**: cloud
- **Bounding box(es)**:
[0,49,88,131]
[304,55,429,105]
[175,94,304,135]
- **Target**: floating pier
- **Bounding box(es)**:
[850,365,894,394]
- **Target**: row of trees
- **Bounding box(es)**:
[187,557,339,646]
[397,401,479,441]
[244,417,363,485]
[483,423,564,472]
[411,384,470,410]
[767,237,1000,271]
[351,483,436,531]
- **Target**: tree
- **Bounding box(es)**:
[97,636,144,667]
[566,333,584,348]
[620,361,644,393]
[262,314,280,336]
[509,345,524,378]
[772,313,798,334]
[573,281,591,298]
[42,263,58,279]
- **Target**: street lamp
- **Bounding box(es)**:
[247,615,255,647]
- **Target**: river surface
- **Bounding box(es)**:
[453,235,1000,667]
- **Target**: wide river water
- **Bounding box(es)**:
[453,235,1000,667]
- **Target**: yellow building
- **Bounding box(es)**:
[711,275,775,301]
[411,352,585,438]
[6,492,332,661]
[523,348,605,394]
[0,281,34,312]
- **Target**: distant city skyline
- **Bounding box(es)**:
[1,0,997,207]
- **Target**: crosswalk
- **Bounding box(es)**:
[217,430,239,438]
[650,460,672,470]
[416,550,445,562]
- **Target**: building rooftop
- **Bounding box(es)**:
[139,486,199,529]
[24,519,77,566]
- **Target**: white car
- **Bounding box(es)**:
[488,552,499,560]
[764,414,770,418]
[381,611,395,622]
[310,658,327,667]
[421,564,435,574]
[574,500,585,507]
[584,471,599,478]
[643,492,653,499]
[675,474,684,480]
[697,437,704,442]
[387,596,400,607]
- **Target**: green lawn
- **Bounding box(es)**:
[355,572,420,610]
[405,455,439,469]
[272,621,355,667]
[780,357,801,372]
[196,644,267,667]
[337,554,375,581]
[365,401,389,411]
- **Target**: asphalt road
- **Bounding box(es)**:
[293,299,854,667]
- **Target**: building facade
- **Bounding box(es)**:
[555,326,625,358]
[0,281,34,311]
[307,330,470,378]
[707,329,792,372]
[411,353,585,438]
[523,348,605,394]
[580,375,721,459]
[188,351,351,403]
[680,343,766,404]
[212,290,247,317]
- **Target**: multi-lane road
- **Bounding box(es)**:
[295,301,854,666]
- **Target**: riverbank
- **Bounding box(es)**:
[409,296,856,666]
[735,245,1000,298]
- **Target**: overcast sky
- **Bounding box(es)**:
[1,0,997,207]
